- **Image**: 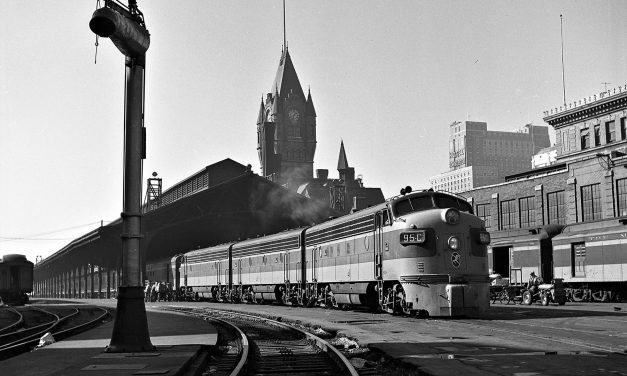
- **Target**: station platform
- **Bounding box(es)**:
[2,307,218,376]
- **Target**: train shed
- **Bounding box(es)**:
[34,159,337,298]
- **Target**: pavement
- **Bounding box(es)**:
[2,304,218,376]
[8,299,627,376]
[150,300,627,376]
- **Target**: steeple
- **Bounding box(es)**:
[272,48,305,101]
[337,140,349,170]
[258,43,316,188]
[337,140,355,183]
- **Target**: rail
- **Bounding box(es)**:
[0,305,109,360]
[164,306,358,376]
[0,307,24,335]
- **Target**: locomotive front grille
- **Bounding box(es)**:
[400,274,489,285]
[400,274,450,284]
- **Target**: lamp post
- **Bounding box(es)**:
[89,0,153,352]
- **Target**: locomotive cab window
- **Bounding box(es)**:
[393,195,434,216]
[434,194,473,214]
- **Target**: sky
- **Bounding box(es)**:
[2,1,627,264]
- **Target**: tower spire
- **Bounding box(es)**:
[283,0,286,51]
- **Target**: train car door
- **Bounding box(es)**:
[183,256,188,290]
[236,258,242,286]
[311,246,318,282]
[374,211,385,280]
[283,252,289,283]
[216,261,222,287]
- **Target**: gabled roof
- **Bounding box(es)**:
[337,140,349,170]
[272,48,305,101]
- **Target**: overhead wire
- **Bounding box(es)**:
[0,221,112,242]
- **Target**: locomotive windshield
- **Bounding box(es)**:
[392,193,473,217]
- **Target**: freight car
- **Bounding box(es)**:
[0,254,33,305]
[168,189,491,317]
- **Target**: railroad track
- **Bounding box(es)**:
[0,305,109,360]
[164,306,359,376]
[0,307,23,335]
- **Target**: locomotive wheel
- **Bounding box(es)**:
[541,293,550,306]
[522,290,533,305]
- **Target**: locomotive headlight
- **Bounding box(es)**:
[441,208,460,225]
[479,231,491,245]
[448,236,461,250]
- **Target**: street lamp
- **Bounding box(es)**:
[90,0,153,353]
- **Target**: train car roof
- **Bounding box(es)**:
[0,254,31,264]
[553,218,627,242]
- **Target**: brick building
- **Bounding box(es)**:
[429,121,551,193]
[461,85,627,282]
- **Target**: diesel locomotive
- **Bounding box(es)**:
[0,254,33,305]
[167,189,491,317]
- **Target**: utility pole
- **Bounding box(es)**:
[89,0,153,352]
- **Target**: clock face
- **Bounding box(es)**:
[288,108,300,125]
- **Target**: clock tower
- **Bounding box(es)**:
[257,47,317,189]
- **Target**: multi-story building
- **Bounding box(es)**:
[461,85,627,296]
[429,121,551,193]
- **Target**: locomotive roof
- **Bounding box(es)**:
[232,228,303,258]
[233,228,304,247]
[185,242,233,257]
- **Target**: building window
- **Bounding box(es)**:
[476,203,491,229]
[580,128,590,150]
[500,199,517,230]
[594,124,601,146]
[617,178,627,217]
[581,184,601,222]
[621,117,627,140]
[519,196,536,228]
[606,120,616,143]
[547,190,565,224]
